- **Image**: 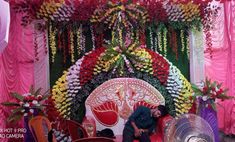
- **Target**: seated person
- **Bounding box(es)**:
[122,105,168,142]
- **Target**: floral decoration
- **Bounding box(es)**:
[1,86,49,123]
[51,44,193,120]
[90,1,149,30]
[192,78,233,110]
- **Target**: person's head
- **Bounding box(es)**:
[151,105,168,118]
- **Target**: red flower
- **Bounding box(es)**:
[37,95,43,101]
[216,88,223,95]
[203,86,208,94]
[29,102,33,107]
[211,87,215,92]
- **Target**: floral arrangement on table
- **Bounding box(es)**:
[192,78,233,110]
[1,86,49,123]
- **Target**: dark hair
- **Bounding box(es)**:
[158,105,168,117]
[97,128,115,138]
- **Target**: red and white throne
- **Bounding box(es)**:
[84,78,173,142]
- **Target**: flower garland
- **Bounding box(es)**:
[76,25,82,57]
[180,30,185,53]
[49,22,57,63]
[90,25,96,51]
[186,34,190,59]
[51,2,74,22]
[157,31,163,53]
[51,43,193,120]
[90,1,149,31]
[163,27,167,57]
[36,1,63,21]
[70,29,75,63]
[149,27,154,51]
[52,71,70,118]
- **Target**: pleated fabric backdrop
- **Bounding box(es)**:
[204,1,235,135]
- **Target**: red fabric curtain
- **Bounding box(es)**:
[204,1,235,134]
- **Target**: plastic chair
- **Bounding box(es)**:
[82,116,96,137]
[28,116,56,142]
[66,119,88,141]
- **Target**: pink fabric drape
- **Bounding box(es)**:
[0,9,34,141]
[33,24,50,94]
[204,1,235,134]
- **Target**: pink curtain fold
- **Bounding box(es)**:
[204,1,235,134]
[33,24,50,94]
[0,9,35,140]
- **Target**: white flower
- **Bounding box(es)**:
[23,93,31,97]
[36,103,41,106]
[21,109,25,113]
[32,100,38,105]
[24,103,30,107]
[202,96,208,101]
[24,113,28,116]
[29,109,34,113]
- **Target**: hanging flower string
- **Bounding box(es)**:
[90,1,149,31]
[157,31,162,53]
[76,25,81,57]
[149,27,154,51]
[186,35,190,59]
[49,22,57,63]
[70,30,75,63]
[180,30,185,53]
[171,29,178,60]
[90,25,96,51]
[163,28,167,57]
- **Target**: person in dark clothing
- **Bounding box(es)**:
[122,105,168,142]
